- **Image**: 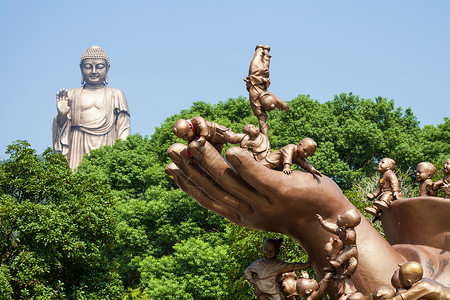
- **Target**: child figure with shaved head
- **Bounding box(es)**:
[365,158,402,219]
[261,138,322,177]
[415,162,437,197]
[390,261,450,300]
[173,116,242,156]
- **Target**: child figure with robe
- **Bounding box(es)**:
[240,123,271,162]
[364,158,402,217]
[244,44,290,136]
[244,238,310,300]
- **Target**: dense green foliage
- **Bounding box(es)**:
[1,93,450,299]
[0,141,123,299]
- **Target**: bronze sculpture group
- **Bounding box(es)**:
[52,44,450,299]
[165,44,450,299]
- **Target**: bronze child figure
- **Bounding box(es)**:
[296,271,333,300]
[415,162,437,197]
[240,123,271,162]
[244,44,290,136]
[244,238,310,300]
[173,116,241,156]
[261,138,322,177]
[365,158,402,217]
[390,261,450,300]
[432,158,450,198]
[316,208,361,277]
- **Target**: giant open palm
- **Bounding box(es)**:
[166,141,450,298]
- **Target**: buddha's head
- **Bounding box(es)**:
[80,45,110,86]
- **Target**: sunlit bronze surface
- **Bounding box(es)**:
[52,46,130,169]
[165,142,450,298]
[381,197,450,252]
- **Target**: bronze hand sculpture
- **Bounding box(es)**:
[166,142,450,298]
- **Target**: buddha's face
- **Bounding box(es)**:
[81,58,108,85]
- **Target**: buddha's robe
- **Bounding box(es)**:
[52,86,130,169]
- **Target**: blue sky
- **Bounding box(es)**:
[1,1,449,156]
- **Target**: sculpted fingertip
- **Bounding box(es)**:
[226,151,242,168]
[164,163,179,181]
[188,141,203,157]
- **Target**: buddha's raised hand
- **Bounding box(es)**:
[56,88,70,116]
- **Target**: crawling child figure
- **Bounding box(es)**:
[244,44,290,136]
[415,162,437,197]
[432,158,450,198]
[261,137,322,177]
[391,261,450,300]
[244,238,310,300]
[173,116,241,156]
[364,158,402,217]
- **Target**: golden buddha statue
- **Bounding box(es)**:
[52,46,131,169]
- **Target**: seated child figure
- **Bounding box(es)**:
[261,138,322,177]
[244,238,310,300]
[415,162,437,197]
[296,271,333,300]
[316,208,361,277]
[173,116,241,155]
[244,44,290,136]
[365,158,402,217]
[240,124,271,162]
[432,158,450,198]
[390,261,450,300]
